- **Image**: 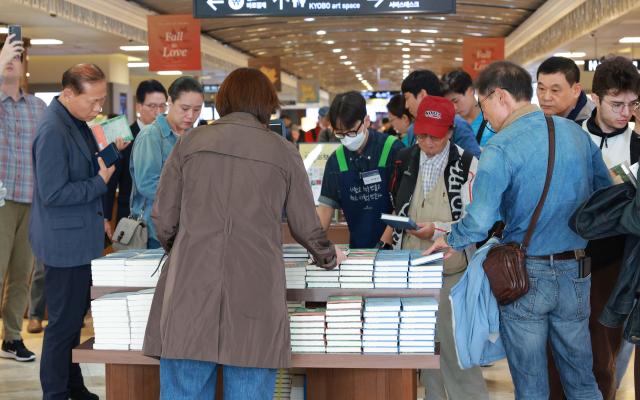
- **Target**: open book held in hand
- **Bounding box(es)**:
[90,115,134,150]
[611,161,638,188]
[381,213,418,230]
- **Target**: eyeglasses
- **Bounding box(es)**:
[334,121,363,139]
[143,102,168,111]
[415,130,452,142]
[602,99,640,114]
[477,90,497,114]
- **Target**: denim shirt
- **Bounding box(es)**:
[404,115,482,158]
[129,115,178,242]
[449,107,611,255]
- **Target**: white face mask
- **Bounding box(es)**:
[340,127,366,151]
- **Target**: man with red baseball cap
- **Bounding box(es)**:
[380,95,487,399]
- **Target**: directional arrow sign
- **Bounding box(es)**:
[194,0,455,17]
[206,0,224,11]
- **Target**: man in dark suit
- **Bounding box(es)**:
[30,64,115,400]
[102,80,167,239]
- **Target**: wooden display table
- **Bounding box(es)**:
[80,226,439,399]
[74,338,436,400]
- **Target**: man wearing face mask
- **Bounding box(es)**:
[317,91,404,249]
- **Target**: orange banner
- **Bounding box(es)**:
[248,57,282,91]
[462,37,505,79]
[148,14,201,72]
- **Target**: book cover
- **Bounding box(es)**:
[380,213,419,230]
[611,161,639,188]
[410,251,445,266]
[90,115,134,150]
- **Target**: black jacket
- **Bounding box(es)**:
[570,182,640,342]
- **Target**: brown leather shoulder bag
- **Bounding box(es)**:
[482,115,556,305]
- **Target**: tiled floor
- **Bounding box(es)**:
[0,318,636,399]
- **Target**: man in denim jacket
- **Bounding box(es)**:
[130,76,203,248]
[428,61,611,400]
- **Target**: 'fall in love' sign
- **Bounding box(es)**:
[148,14,202,72]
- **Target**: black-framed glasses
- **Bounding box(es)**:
[477,89,497,115]
[334,121,363,139]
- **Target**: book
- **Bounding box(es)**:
[324,328,362,335]
[326,296,363,309]
[325,334,362,341]
[291,346,325,353]
[408,283,443,289]
[339,276,373,283]
[364,297,401,311]
[326,321,363,329]
[339,264,375,271]
[325,340,362,347]
[326,316,362,323]
[291,340,325,347]
[290,328,325,335]
[410,251,445,266]
[611,161,639,187]
[290,334,325,341]
[400,310,437,318]
[340,283,375,289]
[400,316,437,324]
[326,346,362,353]
[362,335,398,342]
[290,321,325,329]
[325,309,362,317]
[399,335,435,341]
[380,213,418,230]
[363,347,398,353]
[306,282,341,288]
[363,311,399,318]
[364,317,400,324]
[339,270,374,277]
[374,282,408,289]
[90,115,134,150]
[399,346,435,353]
[363,322,400,330]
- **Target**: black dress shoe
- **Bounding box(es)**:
[69,386,99,400]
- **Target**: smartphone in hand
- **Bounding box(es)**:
[8,25,21,43]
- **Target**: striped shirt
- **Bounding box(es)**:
[0,89,46,203]
[420,145,450,197]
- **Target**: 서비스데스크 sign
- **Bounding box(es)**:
[194,0,455,17]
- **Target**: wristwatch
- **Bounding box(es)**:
[377,240,394,250]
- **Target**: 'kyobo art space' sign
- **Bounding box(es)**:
[193,0,455,17]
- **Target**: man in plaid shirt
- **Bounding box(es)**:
[0,34,45,362]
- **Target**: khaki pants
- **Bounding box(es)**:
[0,200,34,341]
[421,271,489,400]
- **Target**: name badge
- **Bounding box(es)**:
[361,170,382,185]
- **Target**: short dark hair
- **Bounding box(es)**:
[475,61,533,102]
[216,68,280,124]
[381,117,389,124]
[441,69,474,96]
[168,76,203,103]
[386,94,413,121]
[329,91,367,130]
[536,57,581,86]
[61,64,105,94]
[592,56,640,99]
[401,70,442,97]
[135,79,167,104]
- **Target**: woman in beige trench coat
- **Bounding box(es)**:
[142,68,343,399]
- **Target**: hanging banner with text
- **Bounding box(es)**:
[297,80,320,103]
[148,14,202,72]
[249,57,282,91]
[194,0,455,17]
[462,37,505,79]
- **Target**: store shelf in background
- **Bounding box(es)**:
[74,338,439,369]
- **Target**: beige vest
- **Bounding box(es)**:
[402,170,467,275]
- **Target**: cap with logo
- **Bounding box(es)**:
[413,96,455,139]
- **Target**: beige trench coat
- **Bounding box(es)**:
[143,112,336,368]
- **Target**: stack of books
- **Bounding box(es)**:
[290,308,326,353]
[124,251,165,287]
[282,244,309,260]
[325,296,363,353]
[91,250,141,286]
[408,252,444,289]
[399,297,438,353]
[287,301,305,314]
[290,375,305,400]
[273,369,292,400]
[339,249,376,289]
[285,260,307,289]
[126,289,155,350]
[91,292,132,350]
[305,263,340,288]
[374,250,411,289]
[362,297,401,353]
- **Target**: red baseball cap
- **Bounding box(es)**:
[413,96,455,138]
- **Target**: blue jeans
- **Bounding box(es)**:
[160,358,277,400]
[499,259,602,400]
